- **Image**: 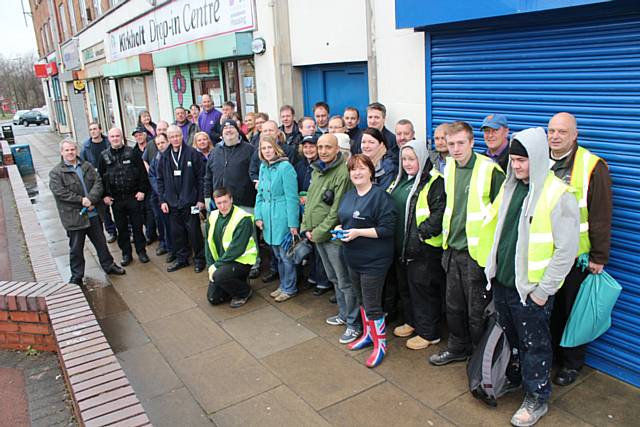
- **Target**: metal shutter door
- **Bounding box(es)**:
[428,12,640,387]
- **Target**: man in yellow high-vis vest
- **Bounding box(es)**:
[485,128,579,427]
[429,121,505,367]
[206,187,257,309]
[547,112,613,386]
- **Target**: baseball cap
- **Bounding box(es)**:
[301,135,318,145]
[481,114,508,130]
[222,118,239,131]
[132,126,147,136]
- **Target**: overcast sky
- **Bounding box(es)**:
[0,0,39,58]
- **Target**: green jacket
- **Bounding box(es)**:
[301,153,351,243]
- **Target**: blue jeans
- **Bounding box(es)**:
[150,193,172,252]
[493,283,555,401]
[311,244,330,288]
[316,241,360,329]
[272,244,297,295]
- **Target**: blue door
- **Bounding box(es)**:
[302,63,369,126]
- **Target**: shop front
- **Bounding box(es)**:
[79,41,114,129]
[61,38,90,140]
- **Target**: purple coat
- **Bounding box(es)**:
[198,107,222,134]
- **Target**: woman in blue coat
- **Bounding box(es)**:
[254,135,300,301]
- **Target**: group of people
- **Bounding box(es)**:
[48,95,611,427]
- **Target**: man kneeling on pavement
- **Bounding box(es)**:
[484,128,579,426]
[206,187,258,308]
[49,139,126,286]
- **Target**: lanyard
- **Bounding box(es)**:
[171,145,182,169]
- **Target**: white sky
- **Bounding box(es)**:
[0,0,39,58]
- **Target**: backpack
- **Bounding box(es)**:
[467,302,512,407]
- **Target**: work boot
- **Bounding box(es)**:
[366,317,387,368]
[349,307,373,351]
[511,393,548,427]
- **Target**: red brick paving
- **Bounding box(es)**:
[0,367,30,427]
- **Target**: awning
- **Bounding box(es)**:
[151,32,253,68]
[102,54,154,78]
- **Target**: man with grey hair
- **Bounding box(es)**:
[50,139,125,285]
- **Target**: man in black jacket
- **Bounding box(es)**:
[158,125,206,272]
[50,139,125,285]
[98,127,150,266]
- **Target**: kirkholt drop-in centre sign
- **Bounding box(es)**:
[107,0,256,61]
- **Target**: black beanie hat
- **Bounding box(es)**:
[509,139,528,158]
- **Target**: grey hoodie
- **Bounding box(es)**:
[485,127,579,304]
[390,140,430,232]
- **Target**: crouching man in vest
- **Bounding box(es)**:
[485,129,579,427]
[429,121,505,366]
[206,187,257,308]
[547,112,613,386]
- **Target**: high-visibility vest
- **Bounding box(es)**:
[527,173,572,282]
[567,146,601,256]
[442,154,500,266]
[415,168,444,248]
[208,206,257,266]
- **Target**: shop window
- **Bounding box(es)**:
[191,61,223,107]
[102,79,115,127]
[118,76,147,139]
[169,65,194,110]
[87,80,99,123]
[223,58,256,119]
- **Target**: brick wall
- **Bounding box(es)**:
[0,309,56,352]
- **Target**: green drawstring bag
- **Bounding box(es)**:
[560,254,622,348]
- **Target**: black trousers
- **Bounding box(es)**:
[551,262,589,370]
[207,262,252,302]
[494,284,555,401]
[406,255,445,341]
[383,262,401,323]
[96,203,117,235]
[349,268,386,320]
[112,197,146,257]
[169,206,204,264]
[443,249,492,354]
[68,216,115,281]
[144,196,158,241]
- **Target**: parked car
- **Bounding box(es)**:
[19,110,49,126]
[12,110,29,125]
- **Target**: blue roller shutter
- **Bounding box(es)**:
[427,11,640,387]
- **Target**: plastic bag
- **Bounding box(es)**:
[560,254,622,348]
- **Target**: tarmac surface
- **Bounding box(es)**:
[7,125,639,426]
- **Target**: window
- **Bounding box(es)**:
[92,0,102,17]
[79,0,88,25]
[118,77,148,139]
[40,28,47,53]
[59,4,68,40]
[68,1,77,34]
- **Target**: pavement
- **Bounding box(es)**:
[8,126,640,427]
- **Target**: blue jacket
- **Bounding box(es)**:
[148,151,162,196]
[375,151,398,191]
[254,158,300,246]
[295,157,314,192]
[157,143,205,208]
[79,135,109,168]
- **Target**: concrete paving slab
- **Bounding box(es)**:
[84,284,129,320]
[144,307,232,362]
[438,391,592,427]
[98,310,150,353]
[257,286,334,320]
[221,305,316,359]
[321,381,453,427]
[172,341,281,413]
[211,385,331,427]
[193,284,270,322]
[144,387,213,427]
[117,343,183,401]
[262,337,384,411]
[0,367,30,427]
[116,280,196,324]
[555,371,639,426]
[356,340,468,409]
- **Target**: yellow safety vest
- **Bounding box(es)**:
[207,206,257,266]
[442,154,500,266]
[415,168,444,248]
[567,146,601,256]
[528,173,571,282]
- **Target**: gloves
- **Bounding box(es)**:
[208,264,217,281]
[418,222,431,242]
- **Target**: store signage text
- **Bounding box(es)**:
[108,0,255,61]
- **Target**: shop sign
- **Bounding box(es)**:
[62,39,81,70]
[108,0,256,62]
[82,42,105,64]
[73,80,86,94]
[34,62,58,78]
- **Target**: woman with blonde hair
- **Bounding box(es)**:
[254,135,300,302]
[192,131,214,164]
[243,112,256,140]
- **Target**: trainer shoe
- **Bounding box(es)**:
[511,393,548,427]
[269,288,283,298]
[326,315,346,326]
[274,292,296,302]
[339,327,361,344]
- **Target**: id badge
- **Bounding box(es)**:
[173,170,182,176]
[190,206,200,214]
